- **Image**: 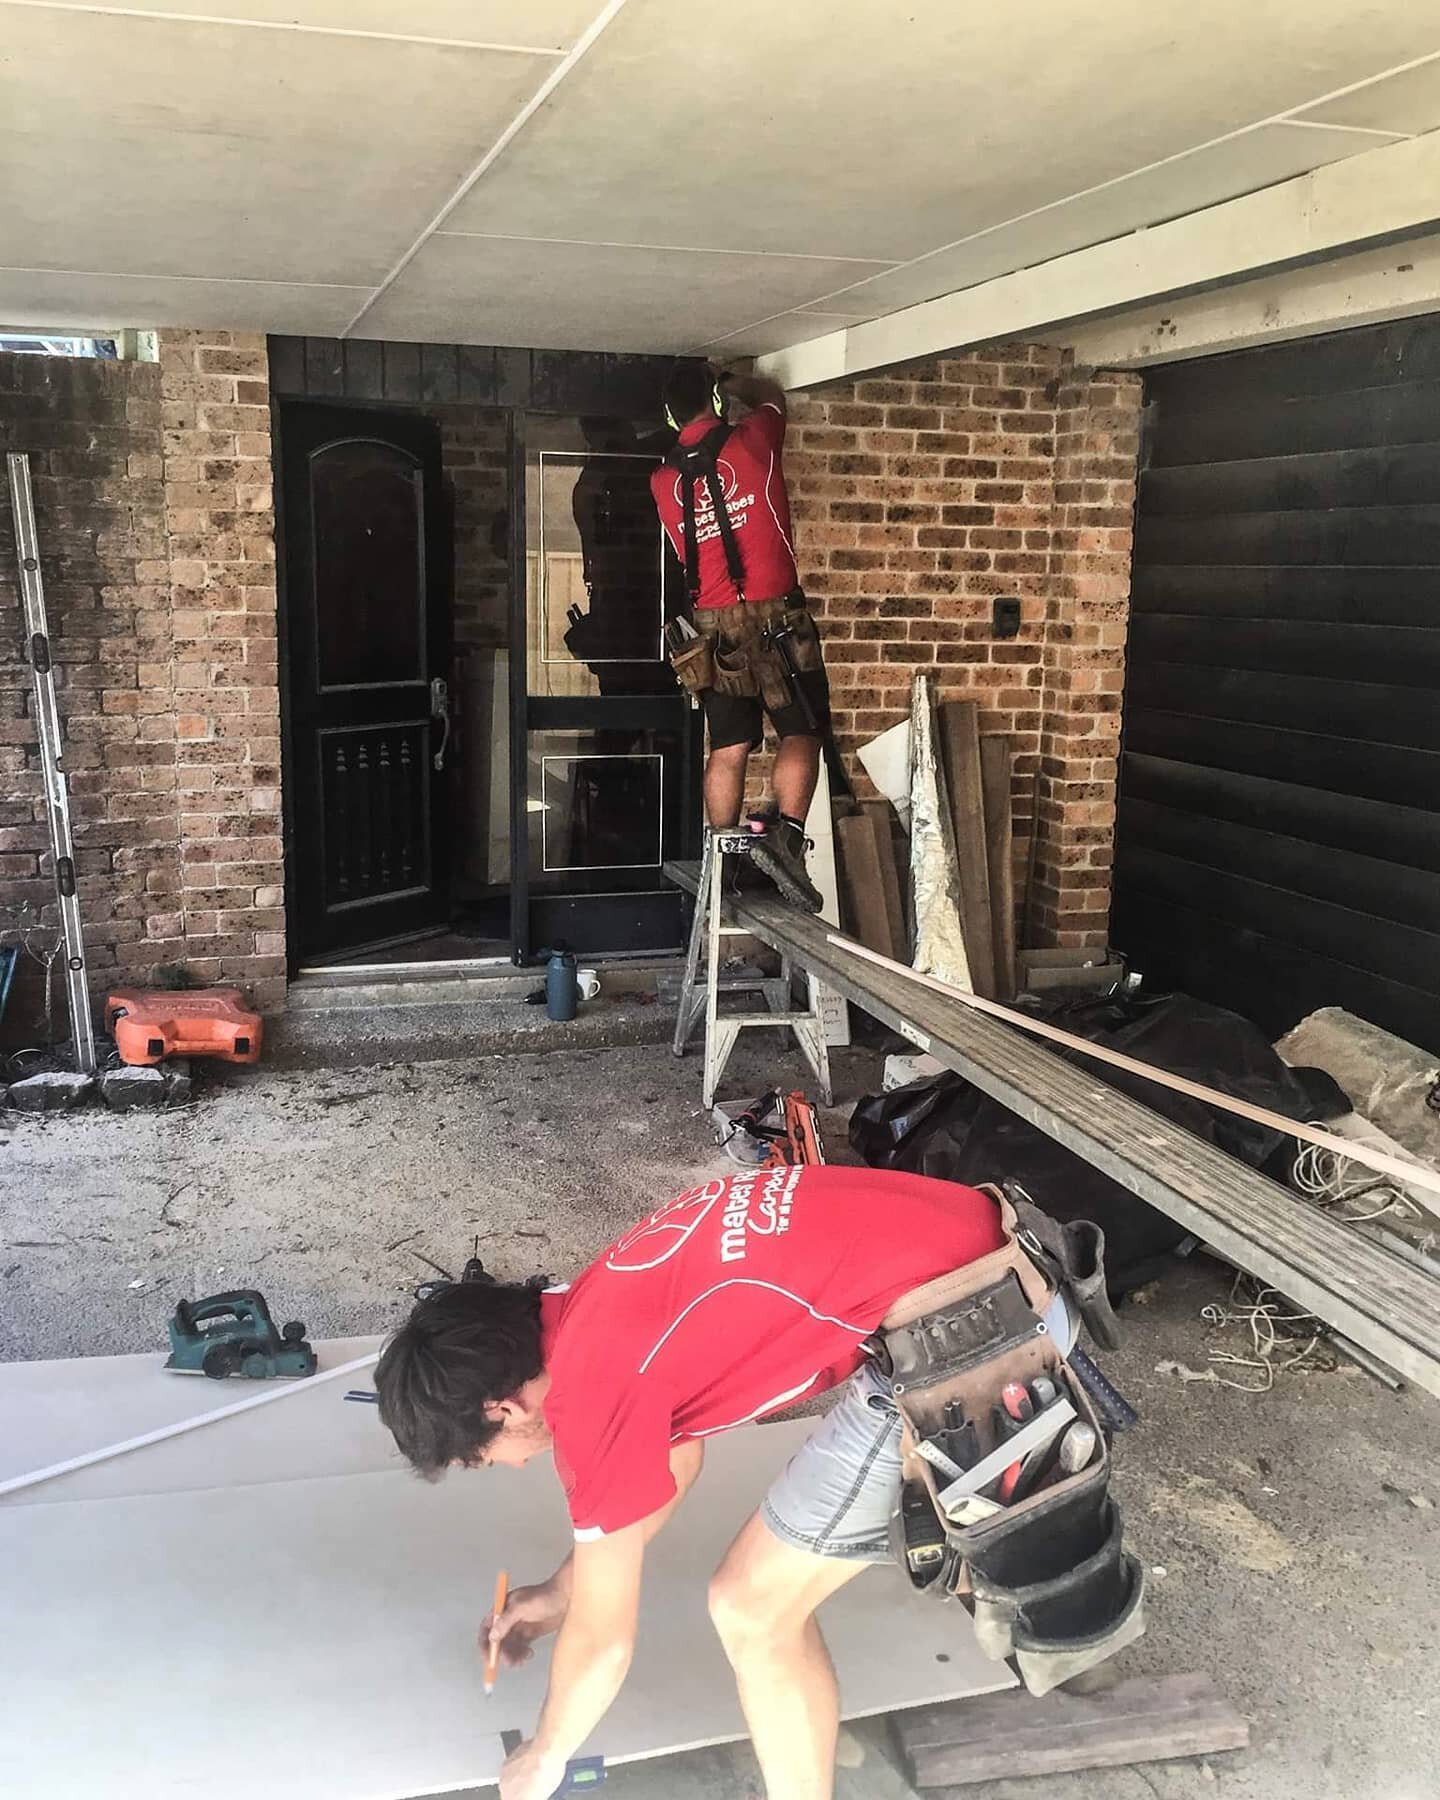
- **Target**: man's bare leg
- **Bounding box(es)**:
[709,1509,869,1800]
[704,741,751,829]
[771,734,821,824]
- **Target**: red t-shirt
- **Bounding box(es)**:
[649,403,799,607]
[541,1166,1005,1539]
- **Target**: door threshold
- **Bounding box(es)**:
[295,955,514,984]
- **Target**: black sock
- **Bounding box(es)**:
[779,813,806,833]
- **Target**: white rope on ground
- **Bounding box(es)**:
[1199,1276,1326,1392]
[1291,1140,1416,1226]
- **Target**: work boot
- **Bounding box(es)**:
[746,809,824,912]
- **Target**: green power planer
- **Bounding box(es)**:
[165,1289,317,1379]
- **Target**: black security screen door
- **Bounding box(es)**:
[280,403,451,959]
[512,415,701,959]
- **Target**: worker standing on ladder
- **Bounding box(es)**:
[653,362,833,912]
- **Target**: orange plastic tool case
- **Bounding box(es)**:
[105,987,263,1065]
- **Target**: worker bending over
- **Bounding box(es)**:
[376,1166,1076,1800]
[653,362,833,912]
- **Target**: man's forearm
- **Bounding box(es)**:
[722,370,786,414]
[532,1616,633,1763]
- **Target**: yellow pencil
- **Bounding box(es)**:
[484,1569,508,1695]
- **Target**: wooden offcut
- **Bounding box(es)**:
[861,797,909,960]
[836,811,899,961]
[937,700,995,996]
[979,734,1017,1000]
[894,1672,1250,1788]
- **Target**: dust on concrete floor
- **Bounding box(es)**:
[2,1040,1437,1800]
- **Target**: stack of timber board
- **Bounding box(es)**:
[835,698,1020,1000]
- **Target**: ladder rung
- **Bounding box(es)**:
[716,1012,820,1028]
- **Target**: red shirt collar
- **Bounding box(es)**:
[677,411,727,446]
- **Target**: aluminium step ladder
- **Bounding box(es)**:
[671,826,832,1109]
[6,452,97,1073]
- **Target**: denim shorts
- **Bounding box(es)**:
[760,1294,1077,1563]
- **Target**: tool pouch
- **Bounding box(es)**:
[880,1184,1144,1696]
[667,634,715,696]
[779,604,824,673]
[712,639,759,698]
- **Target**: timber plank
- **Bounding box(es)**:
[896,1673,1249,1788]
[662,859,1440,1397]
[1140,441,1440,517]
[837,813,899,961]
[1121,754,1440,874]
[938,701,995,997]
[1127,617,1440,690]
[979,736,1016,1000]
[861,797,909,961]
[1131,562,1440,628]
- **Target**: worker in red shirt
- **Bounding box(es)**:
[652,362,833,911]
[376,1167,1076,1800]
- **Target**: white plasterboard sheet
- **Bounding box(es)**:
[442,0,1434,260]
[703,310,877,357]
[1,9,551,284]
[0,267,368,334]
[360,235,877,351]
[0,1430,1011,1800]
[818,122,1387,317]
[113,2,596,50]
[0,1337,391,1505]
[1298,56,1440,135]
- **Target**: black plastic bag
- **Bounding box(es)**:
[849,992,1345,1291]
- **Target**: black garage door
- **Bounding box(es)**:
[1113,317,1440,1054]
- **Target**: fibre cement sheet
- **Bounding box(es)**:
[0,1368,1011,1799]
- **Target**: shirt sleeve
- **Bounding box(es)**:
[738,402,786,454]
[549,1377,677,1541]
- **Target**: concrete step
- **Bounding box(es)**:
[286,956,682,1014]
[271,957,689,1069]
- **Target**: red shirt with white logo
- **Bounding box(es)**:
[540,1166,1005,1538]
[649,402,799,607]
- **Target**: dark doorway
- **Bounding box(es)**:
[279,403,452,961]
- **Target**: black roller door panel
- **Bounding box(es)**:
[1114,316,1440,1052]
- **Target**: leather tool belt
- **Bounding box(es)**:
[666,589,822,712]
[875,1183,1145,1696]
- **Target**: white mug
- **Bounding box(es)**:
[576,967,601,1001]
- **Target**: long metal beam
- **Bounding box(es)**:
[665,861,1440,1399]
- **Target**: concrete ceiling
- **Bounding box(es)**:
[1,0,1439,354]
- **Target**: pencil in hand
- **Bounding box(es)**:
[484,1569,509,1695]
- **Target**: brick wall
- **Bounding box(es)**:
[782,347,1141,948]
[158,330,284,1008]
[0,330,285,1036]
[439,406,509,654]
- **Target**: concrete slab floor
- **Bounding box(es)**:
[2,1039,1437,1800]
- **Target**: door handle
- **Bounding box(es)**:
[429,675,451,772]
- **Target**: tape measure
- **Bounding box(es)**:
[500,1732,606,1795]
